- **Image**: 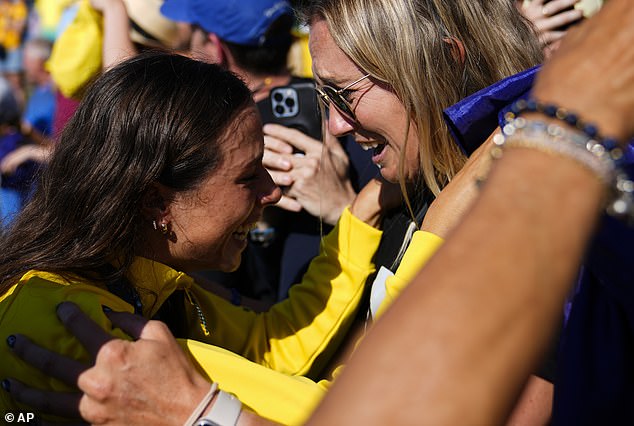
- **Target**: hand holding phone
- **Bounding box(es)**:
[257,82,322,141]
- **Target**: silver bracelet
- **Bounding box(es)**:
[493,117,634,225]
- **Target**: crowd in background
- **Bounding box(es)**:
[2,0,634,425]
[0,0,314,230]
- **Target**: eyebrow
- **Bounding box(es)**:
[314,73,345,88]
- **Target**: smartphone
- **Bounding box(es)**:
[257,82,322,141]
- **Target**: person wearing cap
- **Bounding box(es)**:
[4,2,634,423]
[161,0,375,304]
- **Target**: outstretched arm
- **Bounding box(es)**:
[6,303,278,426]
[308,1,634,424]
[90,0,136,69]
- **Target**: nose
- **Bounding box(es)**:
[326,106,355,137]
[259,169,283,206]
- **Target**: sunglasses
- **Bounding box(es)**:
[315,74,371,122]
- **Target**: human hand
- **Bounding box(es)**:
[263,124,356,225]
[518,0,583,56]
[77,305,210,425]
[5,302,210,425]
[262,124,300,211]
[532,0,634,142]
[0,144,50,175]
[421,132,495,238]
[4,332,85,420]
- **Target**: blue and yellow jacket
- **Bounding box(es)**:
[0,207,444,424]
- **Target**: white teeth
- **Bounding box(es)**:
[359,142,380,151]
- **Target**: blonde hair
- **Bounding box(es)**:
[301,0,542,195]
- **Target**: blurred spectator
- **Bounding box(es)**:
[48,0,179,133]
[0,76,40,228]
[0,38,54,205]
[21,38,55,140]
[161,0,375,303]
[0,0,28,107]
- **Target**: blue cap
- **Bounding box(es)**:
[161,0,294,47]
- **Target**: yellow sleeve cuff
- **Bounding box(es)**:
[376,231,444,318]
[181,339,326,425]
[323,206,383,267]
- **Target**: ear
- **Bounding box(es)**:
[207,33,230,66]
[443,36,466,64]
[140,182,172,223]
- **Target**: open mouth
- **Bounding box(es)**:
[359,141,387,156]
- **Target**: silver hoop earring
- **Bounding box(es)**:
[159,222,169,235]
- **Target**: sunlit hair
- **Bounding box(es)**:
[0,51,253,293]
[299,0,542,195]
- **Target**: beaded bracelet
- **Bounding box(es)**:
[495,117,615,185]
[494,110,634,225]
[507,99,627,163]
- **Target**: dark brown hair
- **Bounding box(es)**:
[0,51,253,293]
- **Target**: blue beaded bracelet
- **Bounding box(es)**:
[499,101,634,225]
[506,99,626,168]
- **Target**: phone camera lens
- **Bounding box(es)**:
[273,93,284,102]
[285,98,295,107]
[275,105,285,115]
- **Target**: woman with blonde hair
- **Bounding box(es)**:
[284,0,543,327]
[302,0,541,194]
[0,51,385,425]
[4,0,557,424]
[10,1,632,424]
[297,0,550,422]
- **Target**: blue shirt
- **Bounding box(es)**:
[23,82,56,137]
[443,67,634,425]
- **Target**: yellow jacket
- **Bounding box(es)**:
[0,0,27,50]
[0,207,380,424]
[0,208,444,424]
[375,230,444,318]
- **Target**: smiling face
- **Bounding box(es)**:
[164,107,281,272]
[309,18,421,183]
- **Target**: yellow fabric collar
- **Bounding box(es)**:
[125,257,196,317]
[18,257,196,318]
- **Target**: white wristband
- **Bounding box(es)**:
[184,383,218,426]
[195,390,242,426]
